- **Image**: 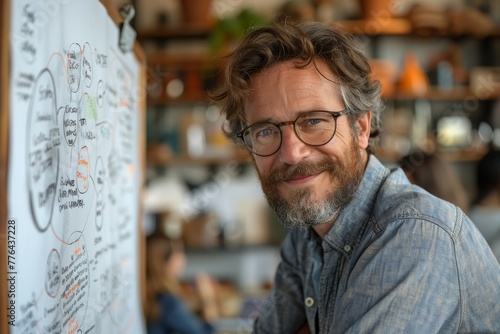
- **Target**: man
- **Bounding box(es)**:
[210,21,500,333]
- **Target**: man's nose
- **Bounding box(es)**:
[277,125,311,165]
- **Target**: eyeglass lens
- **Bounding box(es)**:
[242,111,339,156]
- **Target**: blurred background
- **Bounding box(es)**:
[113,0,500,331]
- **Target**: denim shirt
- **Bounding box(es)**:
[254,155,500,334]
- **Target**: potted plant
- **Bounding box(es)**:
[208,9,268,55]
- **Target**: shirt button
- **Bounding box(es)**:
[305,297,314,307]
[344,244,351,252]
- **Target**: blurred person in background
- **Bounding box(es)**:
[399,150,469,214]
[469,148,500,263]
[145,233,219,334]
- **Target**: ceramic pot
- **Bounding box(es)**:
[180,0,213,25]
[360,0,393,21]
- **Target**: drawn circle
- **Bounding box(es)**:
[27,68,60,232]
[82,42,93,88]
[76,146,90,193]
[45,249,61,298]
[62,104,78,147]
[67,43,82,93]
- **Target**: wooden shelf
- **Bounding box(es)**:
[146,86,500,105]
[148,53,218,68]
[439,149,488,162]
[137,24,214,40]
[335,19,413,36]
[147,96,210,105]
[147,151,252,166]
[138,20,500,40]
[386,86,500,101]
[185,244,279,254]
[375,147,487,163]
[149,146,485,166]
[335,19,500,38]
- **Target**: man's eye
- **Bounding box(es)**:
[257,128,274,138]
[299,118,324,128]
[306,119,322,126]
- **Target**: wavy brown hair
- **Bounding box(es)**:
[209,21,384,153]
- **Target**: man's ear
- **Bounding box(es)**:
[356,111,371,150]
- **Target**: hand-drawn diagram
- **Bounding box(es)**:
[8,1,144,333]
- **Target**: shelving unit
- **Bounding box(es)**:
[337,18,500,37]
[138,24,214,40]
[343,19,499,164]
[138,18,500,166]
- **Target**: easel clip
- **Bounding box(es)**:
[119,3,136,53]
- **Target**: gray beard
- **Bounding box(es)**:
[266,170,360,231]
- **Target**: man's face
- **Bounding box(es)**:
[244,61,371,230]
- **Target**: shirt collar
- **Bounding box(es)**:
[321,154,389,253]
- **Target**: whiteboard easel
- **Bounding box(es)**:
[0,1,147,333]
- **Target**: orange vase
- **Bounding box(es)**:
[398,53,429,97]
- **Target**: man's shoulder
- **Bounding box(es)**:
[373,168,461,235]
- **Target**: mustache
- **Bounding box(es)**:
[266,159,336,183]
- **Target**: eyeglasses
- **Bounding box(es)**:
[236,109,350,157]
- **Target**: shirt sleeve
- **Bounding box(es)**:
[335,218,462,333]
[253,232,308,334]
[157,293,215,334]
